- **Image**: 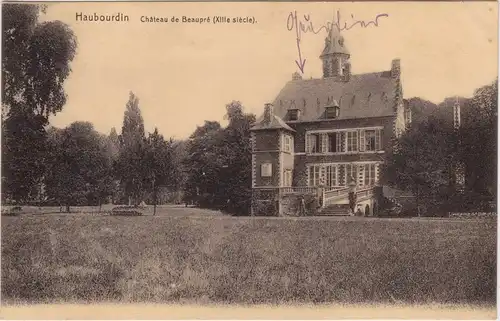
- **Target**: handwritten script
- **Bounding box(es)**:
[287,10,389,74]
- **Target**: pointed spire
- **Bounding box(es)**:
[320,11,351,79]
[320,16,350,58]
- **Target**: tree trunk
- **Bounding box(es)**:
[416,185,420,217]
[153,186,157,216]
[66,204,70,213]
[99,199,102,213]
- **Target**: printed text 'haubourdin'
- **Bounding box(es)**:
[75,12,257,24]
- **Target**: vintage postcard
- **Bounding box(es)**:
[1,1,497,319]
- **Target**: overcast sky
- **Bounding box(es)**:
[43,2,498,139]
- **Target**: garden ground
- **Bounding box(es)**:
[1,206,496,309]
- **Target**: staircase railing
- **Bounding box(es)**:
[280,187,318,195]
[322,185,377,208]
[356,186,375,200]
[322,187,350,207]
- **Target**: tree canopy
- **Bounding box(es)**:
[1,4,77,203]
[44,122,113,211]
[183,101,256,215]
[115,92,147,205]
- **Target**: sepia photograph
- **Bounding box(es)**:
[1,1,498,319]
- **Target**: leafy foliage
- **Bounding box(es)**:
[143,128,177,213]
[1,4,77,203]
[384,79,498,214]
[115,92,147,205]
[44,122,113,211]
[183,101,255,215]
[460,79,497,199]
[382,116,457,214]
[2,113,47,203]
[2,4,76,118]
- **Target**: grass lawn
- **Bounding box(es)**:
[1,210,496,306]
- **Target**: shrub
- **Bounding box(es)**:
[111,206,143,216]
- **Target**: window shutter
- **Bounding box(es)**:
[358,164,364,186]
[320,165,326,186]
[375,129,382,150]
[359,130,366,152]
[338,132,346,152]
[305,133,310,154]
[321,133,328,153]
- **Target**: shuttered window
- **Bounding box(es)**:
[359,130,366,152]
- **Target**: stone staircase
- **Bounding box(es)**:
[317,204,351,216]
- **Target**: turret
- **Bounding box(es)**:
[320,26,351,80]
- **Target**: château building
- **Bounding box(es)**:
[250,27,412,216]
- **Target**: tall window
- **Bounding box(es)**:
[346,163,357,183]
[283,170,292,187]
[283,135,293,153]
[328,133,336,152]
[363,129,382,151]
[308,165,321,186]
[365,130,376,151]
[327,132,346,153]
[307,133,321,154]
[347,131,358,152]
[363,163,377,186]
[326,165,339,187]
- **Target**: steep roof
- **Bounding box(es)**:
[251,114,295,132]
[272,71,398,122]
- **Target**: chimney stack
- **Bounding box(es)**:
[263,103,274,124]
[453,97,461,130]
[391,59,401,78]
[292,72,302,81]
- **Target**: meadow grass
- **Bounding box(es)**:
[1,211,496,305]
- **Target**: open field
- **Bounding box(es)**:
[1,208,496,306]
[1,204,226,217]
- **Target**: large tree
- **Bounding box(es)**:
[1,4,77,203]
[381,116,457,215]
[218,101,256,215]
[116,92,147,205]
[144,128,177,214]
[182,101,256,215]
[183,121,223,207]
[45,122,113,212]
[460,79,497,200]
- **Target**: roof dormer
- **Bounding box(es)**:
[287,108,301,121]
[325,100,340,119]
